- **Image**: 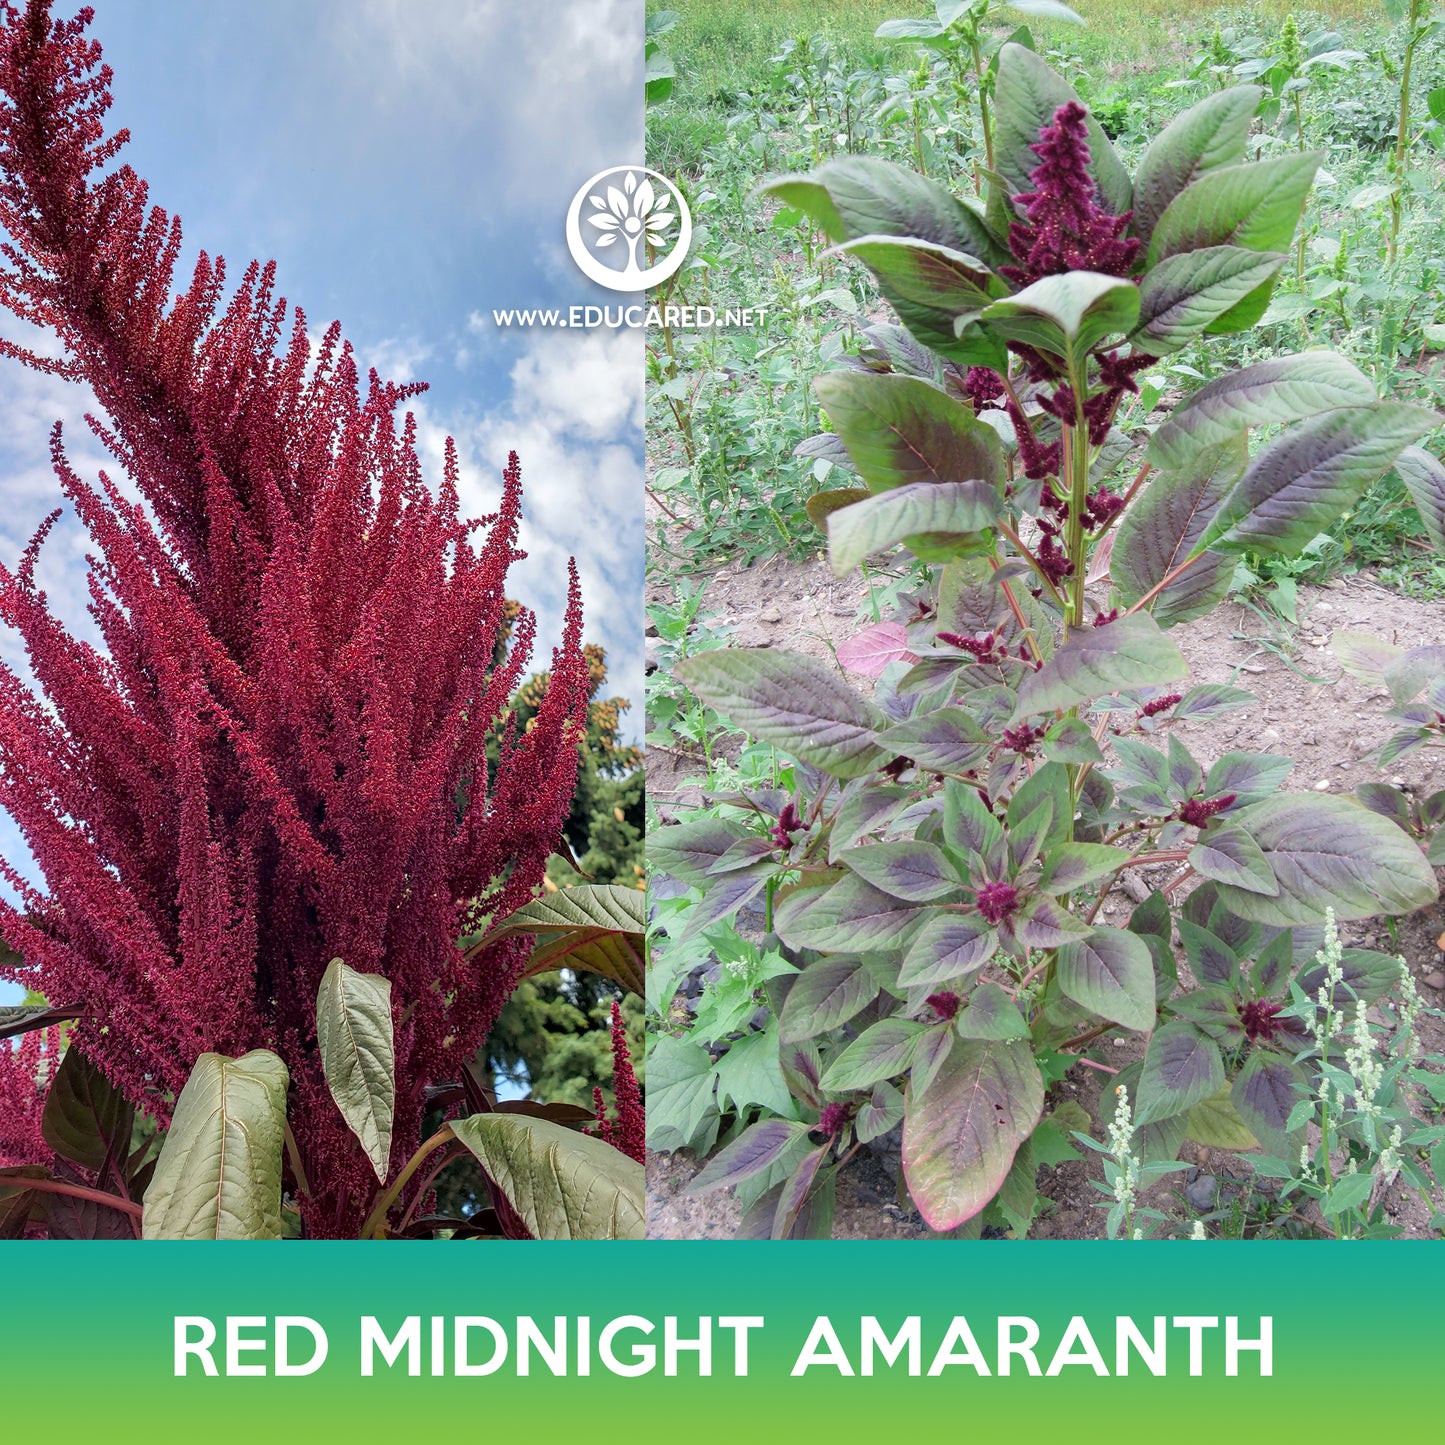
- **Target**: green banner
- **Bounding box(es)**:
[2,1241,1437,1441]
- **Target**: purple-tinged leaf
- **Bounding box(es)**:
[689,1120,812,1195]
[1189,823,1279,895]
[813,371,1006,495]
[1008,796,1055,874]
[955,981,1029,1040]
[828,480,1004,574]
[648,818,753,885]
[677,648,887,778]
[901,1036,1045,1230]
[1136,1021,1225,1125]
[1177,919,1239,987]
[1169,683,1257,722]
[1131,86,1261,248]
[1382,645,1445,706]
[708,836,779,874]
[828,783,913,860]
[1133,245,1286,355]
[1214,794,1439,925]
[1169,986,1244,1042]
[819,1017,928,1092]
[1394,445,1445,553]
[898,914,998,988]
[1203,751,1292,802]
[1147,353,1377,473]
[0,1003,81,1041]
[1297,948,1406,1007]
[1057,927,1156,1030]
[836,621,915,678]
[772,1142,832,1240]
[847,840,962,902]
[1012,893,1090,948]
[909,1023,956,1101]
[1231,1051,1306,1157]
[1038,842,1132,894]
[857,1081,905,1143]
[676,868,770,944]
[879,707,990,773]
[1012,613,1188,721]
[943,779,1005,863]
[775,876,929,953]
[981,271,1140,371]
[1201,403,1436,558]
[779,957,880,1043]
[1330,629,1403,688]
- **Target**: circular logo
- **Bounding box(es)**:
[565,165,692,292]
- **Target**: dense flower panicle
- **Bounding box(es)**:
[1138,692,1183,718]
[926,991,961,1021]
[592,1002,643,1165]
[1001,101,1141,289]
[815,1101,851,1137]
[0,2,590,1235]
[770,800,803,851]
[0,1026,57,1169]
[975,880,1020,926]
[1179,793,1237,828]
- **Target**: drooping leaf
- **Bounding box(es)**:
[992,43,1132,216]
[1130,86,1262,247]
[901,1036,1044,1230]
[1056,927,1156,1030]
[1146,353,1378,473]
[772,1141,832,1239]
[40,1044,132,1177]
[1200,403,1437,557]
[689,1120,812,1195]
[0,1002,81,1041]
[505,884,646,997]
[761,155,1004,261]
[1135,1022,1224,1126]
[779,957,880,1042]
[450,1113,644,1240]
[814,371,1006,495]
[1012,613,1188,720]
[827,480,1003,574]
[142,1050,290,1241]
[981,271,1140,375]
[316,959,395,1182]
[1394,445,1445,552]
[646,818,753,885]
[1146,151,1322,266]
[677,648,887,778]
[1213,794,1439,925]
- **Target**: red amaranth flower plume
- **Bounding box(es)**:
[0,1026,58,1169]
[1179,794,1237,828]
[0,3,590,1236]
[975,880,1020,926]
[1001,101,1140,289]
[592,1002,643,1165]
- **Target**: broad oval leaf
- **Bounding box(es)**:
[1130,86,1262,248]
[814,371,1006,494]
[1201,403,1438,557]
[142,1050,290,1241]
[1057,927,1156,1031]
[501,884,646,996]
[1214,795,1439,926]
[677,648,886,778]
[40,1044,132,1175]
[827,480,1003,575]
[316,959,395,1182]
[1188,823,1278,896]
[451,1113,644,1240]
[1146,353,1378,473]
[902,1037,1044,1230]
[1012,613,1188,720]
[1135,1021,1224,1126]
[779,957,880,1042]
[1186,1088,1259,1151]
[847,840,961,902]
[1231,1051,1306,1158]
[775,875,927,953]
[898,913,997,988]
[1112,437,1246,628]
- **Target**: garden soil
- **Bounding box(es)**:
[646,545,1445,1239]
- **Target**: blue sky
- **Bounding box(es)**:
[0,0,644,1004]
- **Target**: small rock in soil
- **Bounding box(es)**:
[1184,1175,1218,1211]
[1424,972,1445,991]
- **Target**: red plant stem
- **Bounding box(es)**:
[396,1142,468,1235]
[995,519,1065,608]
[989,557,1044,663]
[9,1175,143,1222]
[1073,1055,1119,1076]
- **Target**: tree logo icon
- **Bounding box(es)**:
[565,166,692,291]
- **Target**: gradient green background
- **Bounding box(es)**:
[0,1242,1436,1442]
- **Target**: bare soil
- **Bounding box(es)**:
[646,545,1445,1239]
